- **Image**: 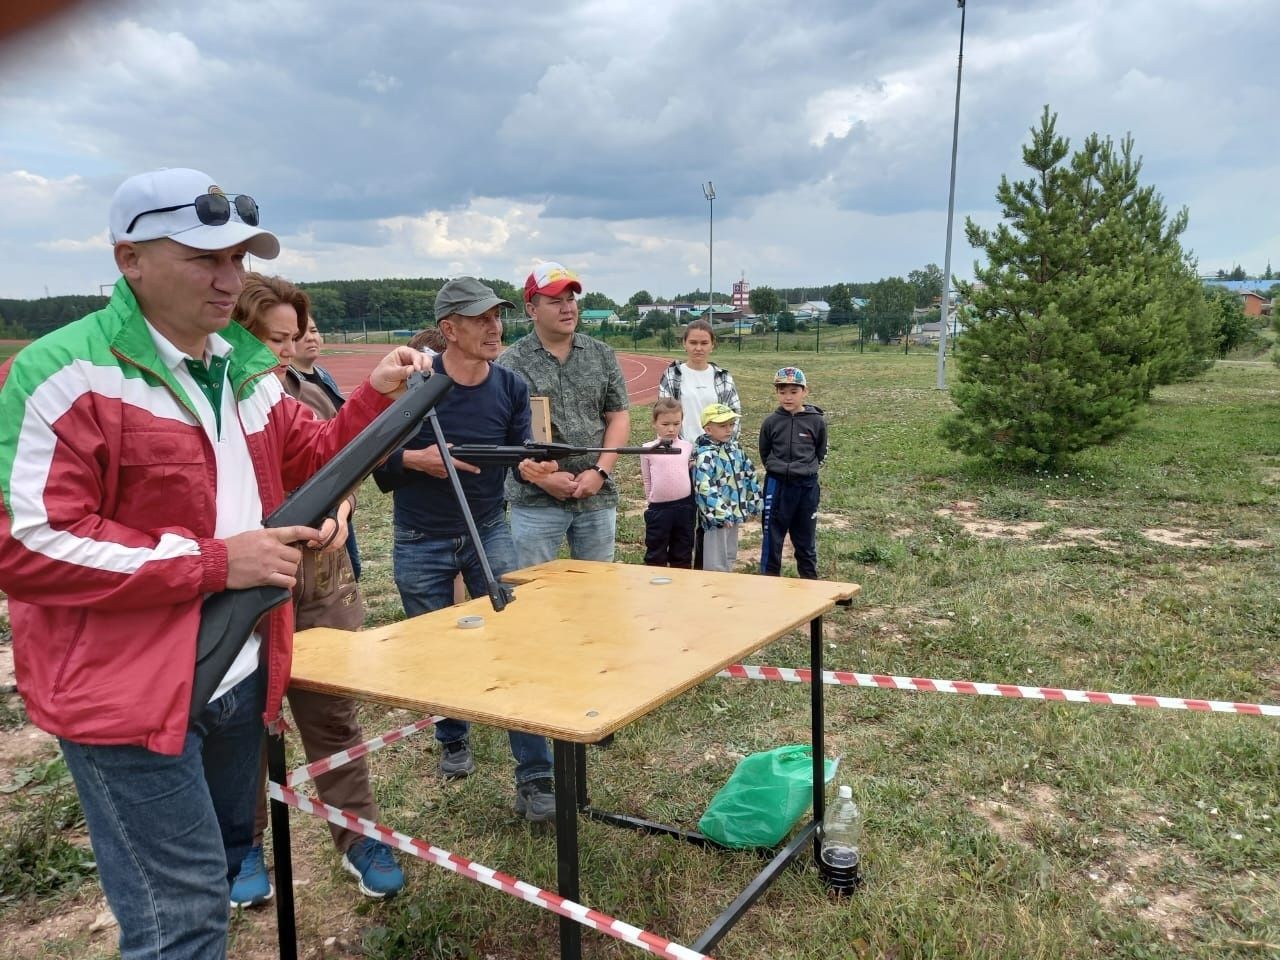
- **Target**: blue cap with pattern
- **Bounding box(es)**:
[773,366,807,386]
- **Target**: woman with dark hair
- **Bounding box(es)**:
[657,318,741,443]
[228,273,404,906]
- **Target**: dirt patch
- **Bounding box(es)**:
[936,502,1270,552]
[969,785,1063,846]
[936,505,1047,541]
[0,722,56,778]
[816,512,853,531]
[3,893,116,958]
[970,788,1201,943]
[1094,849,1199,943]
[1142,528,1269,550]
[1143,527,1214,548]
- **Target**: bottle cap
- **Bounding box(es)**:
[837,785,853,799]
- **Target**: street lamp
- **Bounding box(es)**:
[936,0,967,390]
[702,181,715,321]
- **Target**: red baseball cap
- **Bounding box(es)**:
[524,261,583,303]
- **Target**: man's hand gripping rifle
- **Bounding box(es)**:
[190,372,454,719]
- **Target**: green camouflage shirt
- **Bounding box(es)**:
[496,331,630,512]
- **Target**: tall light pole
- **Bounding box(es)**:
[936,0,967,390]
[703,181,715,320]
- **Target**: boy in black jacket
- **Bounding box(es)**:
[759,366,827,578]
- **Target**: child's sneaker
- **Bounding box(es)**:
[229,845,273,908]
[514,777,556,823]
[439,738,476,779]
[341,838,405,899]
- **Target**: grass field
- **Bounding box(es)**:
[2,352,1278,959]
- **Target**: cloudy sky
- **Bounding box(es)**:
[1,0,1276,303]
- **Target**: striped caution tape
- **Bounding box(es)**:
[285,715,441,788]
[717,664,1280,717]
[268,783,714,960]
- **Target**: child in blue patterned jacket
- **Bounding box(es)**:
[693,403,763,572]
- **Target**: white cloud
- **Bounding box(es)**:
[38,229,110,253]
[359,71,401,94]
[378,198,540,261]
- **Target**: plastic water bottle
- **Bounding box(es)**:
[819,784,862,895]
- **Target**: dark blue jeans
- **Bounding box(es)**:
[60,668,265,960]
[760,474,820,578]
[393,511,553,785]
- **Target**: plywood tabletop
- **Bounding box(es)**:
[290,560,859,742]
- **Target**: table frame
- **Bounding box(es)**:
[268,587,847,960]
[548,613,831,958]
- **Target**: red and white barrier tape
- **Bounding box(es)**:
[268,783,714,960]
[286,716,441,787]
[717,664,1280,717]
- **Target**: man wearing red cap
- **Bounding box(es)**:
[497,261,630,565]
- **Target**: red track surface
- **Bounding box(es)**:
[319,343,669,404]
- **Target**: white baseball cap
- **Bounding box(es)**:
[108,167,280,258]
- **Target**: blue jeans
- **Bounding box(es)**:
[509,502,617,567]
[60,668,265,960]
[393,511,552,785]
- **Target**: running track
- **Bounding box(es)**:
[318,343,669,404]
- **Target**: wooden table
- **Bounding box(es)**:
[273,560,859,958]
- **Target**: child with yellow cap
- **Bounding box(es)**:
[692,402,763,572]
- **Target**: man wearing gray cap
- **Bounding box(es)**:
[0,167,431,959]
[373,277,558,821]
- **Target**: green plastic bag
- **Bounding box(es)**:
[698,745,836,849]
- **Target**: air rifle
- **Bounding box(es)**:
[445,438,681,466]
[190,371,455,719]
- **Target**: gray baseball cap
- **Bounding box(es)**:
[434,277,515,322]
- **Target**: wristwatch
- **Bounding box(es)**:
[591,465,611,482]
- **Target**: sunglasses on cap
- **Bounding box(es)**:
[125,192,260,235]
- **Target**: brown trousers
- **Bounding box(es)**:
[252,687,378,855]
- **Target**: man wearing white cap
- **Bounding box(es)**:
[0,168,430,959]
[496,261,631,566]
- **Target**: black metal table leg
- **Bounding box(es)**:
[575,742,589,810]
[553,739,581,960]
[810,615,825,863]
[267,733,298,960]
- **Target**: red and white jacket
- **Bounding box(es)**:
[0,279,391,755]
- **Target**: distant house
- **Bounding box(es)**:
[635,303,694,316]
[579,309,618,325]
[912,322,945,344]
[687,305,744,322]
[792,300,830,318]
[1238,291,1269,317]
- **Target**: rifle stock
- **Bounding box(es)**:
[190,372,455,718]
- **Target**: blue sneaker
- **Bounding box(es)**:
[342,838,404,899]
[229,845,273,908]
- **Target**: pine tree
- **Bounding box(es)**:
[941,107,1207,467]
